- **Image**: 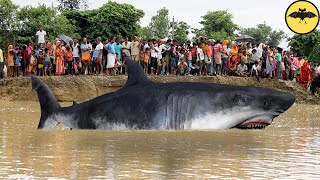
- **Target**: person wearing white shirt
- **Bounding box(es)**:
[197,45,205,75]
[93,37,104,75]
[122,37,131,58]
[35,25,47,45]
[157,40,165,61]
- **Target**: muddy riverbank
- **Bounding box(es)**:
[0,75,318,104]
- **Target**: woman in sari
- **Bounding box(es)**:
[7,45,14,77]
[300,60,311,88]
[55,41,65,75]
[231,43,238,64]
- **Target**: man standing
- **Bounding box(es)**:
[81,38,91,75]
[131,36,140,61]
[35,25,47,46]
[122,36,131,58]
[92,37,104,75]
[106,38,116,75]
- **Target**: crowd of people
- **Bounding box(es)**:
[0,26,319,96]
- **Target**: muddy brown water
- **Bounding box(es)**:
[0,101,320,179]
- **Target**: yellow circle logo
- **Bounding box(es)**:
[285,0,319,34]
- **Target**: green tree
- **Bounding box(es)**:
[138,26,153,39]
[0,0,19,49]
[90,1,144,39]
[288,30,320,57]
[210,30,236,42]
[62,10,97,38]
[171,21,190,43]
[149,7,170,39]
[16,4,76,44]
[191,28,206,38]
[308,42,320,62]
[239,22,286,47]
[57,0,88,12]
[199,10,238,40]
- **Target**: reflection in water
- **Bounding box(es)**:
[0,101,320,179]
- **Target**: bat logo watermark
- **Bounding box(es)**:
[285,0,319,34]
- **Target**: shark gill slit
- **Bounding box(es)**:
[172,95,178,129]
[176,95,183,129]
[166,94,174,129]
[186,96,195,129]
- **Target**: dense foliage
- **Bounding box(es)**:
[288,30,320,57]
[0,0,144,51]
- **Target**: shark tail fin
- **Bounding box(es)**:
[31,75,61,129]
[123,57,151,87]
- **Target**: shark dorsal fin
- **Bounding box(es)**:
[124,58,151,87]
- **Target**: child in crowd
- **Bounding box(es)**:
[29,51,37,75]
[35,45,41,58]
[178,57,188,76]
[3,64,7,78]
[157,58,166,75]
[251,60,260,82]
[66,46,73,75]
[229,62,237,76]
[44,48,51,76]
[143,47,150,74]
[38,51,44,76]
[14,52,22,77]
[73,60,79,75]
[139,46,145,69]
[22,45,29,76]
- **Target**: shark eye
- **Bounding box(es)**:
[238,97,247,105]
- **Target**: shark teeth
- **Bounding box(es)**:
[237,124,267,129]
[235,116,273,129]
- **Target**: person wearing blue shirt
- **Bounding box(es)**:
[114,39,123,58]
[106,38,116,75]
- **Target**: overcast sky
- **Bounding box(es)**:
[12,0,320,48]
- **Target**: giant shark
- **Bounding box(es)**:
[32,58,296,130]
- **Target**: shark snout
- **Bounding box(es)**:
[273,92,296,112]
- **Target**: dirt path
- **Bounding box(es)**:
[0,75,318,104]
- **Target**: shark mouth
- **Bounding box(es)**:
[235,115,273,129]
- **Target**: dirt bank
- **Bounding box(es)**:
[0,75,318,104]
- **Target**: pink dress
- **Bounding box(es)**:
[214,44,222,65]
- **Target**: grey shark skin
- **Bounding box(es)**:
[32,58,296,130]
